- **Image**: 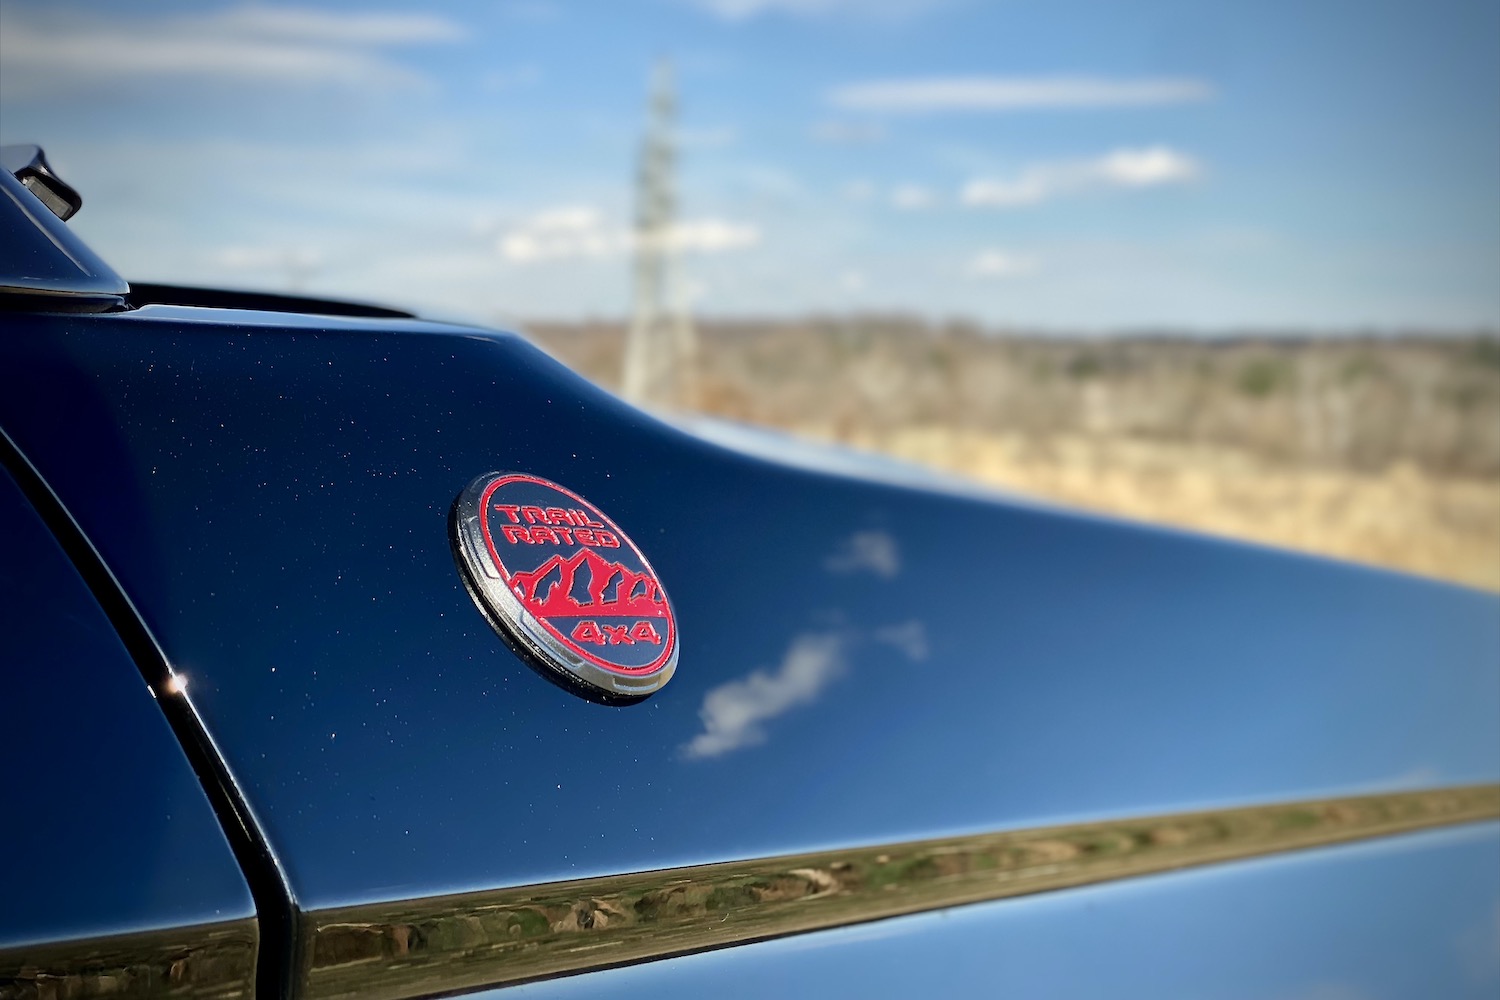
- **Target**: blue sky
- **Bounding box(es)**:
[2,0,1496,329]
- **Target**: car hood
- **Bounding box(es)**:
[1,302,1496,918]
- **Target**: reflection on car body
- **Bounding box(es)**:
[2,149,1498,999]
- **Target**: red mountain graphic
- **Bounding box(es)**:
[510,548,666,618]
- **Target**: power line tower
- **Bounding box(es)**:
[622,61,698,409]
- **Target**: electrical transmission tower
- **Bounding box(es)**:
[621,61,698,409]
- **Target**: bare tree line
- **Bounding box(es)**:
[526,317,1500,479]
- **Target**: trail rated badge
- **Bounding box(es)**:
[452,473,677,699]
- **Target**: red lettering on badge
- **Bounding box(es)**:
[567,619,666,646]
[601,624,634,644]
[572,621,604,645]
[475,473,676,678]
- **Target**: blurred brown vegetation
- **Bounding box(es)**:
[525,319,1500,591]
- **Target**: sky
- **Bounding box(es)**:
[1,0,1497,330]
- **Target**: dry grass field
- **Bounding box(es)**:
[804,425,1500,591]
[525,320,1500,591]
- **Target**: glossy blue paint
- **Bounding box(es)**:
[0,303,1495,922]
[501,822,1500,1000]
[0,463,255,948]
[0,164,126,308]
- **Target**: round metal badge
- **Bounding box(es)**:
[451,472,677,699]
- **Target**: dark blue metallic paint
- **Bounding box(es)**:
[0,302,1495,928]
[0,165,126,308]
[0,462,255,948]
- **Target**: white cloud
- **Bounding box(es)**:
[875,620,929,661]
[842,179,878,203]
[682,634,847,759]
[480,64,543,93]
[966,250,1037,278]
[828,76,1214,113]
[498,208,760,263]
[737,165,807,201]
[678,126,741,149]
[212,6,463,45]
[961,175,1052,208]
[810,121,888,145]
[0,5,463,96]
[1095,146,1201,186]
[824,530,900,578]
[499,206,617,262]
[891,184,935,210]
[962,146,1201,208]
[685,0,944,21]
[839,269,868,291]
[497,2,563,21]
[215,244,324,272]
[662,218,761,252]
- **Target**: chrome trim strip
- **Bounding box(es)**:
[300,784,1499,1000]
[0,918,258,999]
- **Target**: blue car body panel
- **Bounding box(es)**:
[0,304,1496,911]
[0,462,255,947]
[2,156,1498,996]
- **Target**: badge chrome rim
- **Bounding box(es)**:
[451,472,678,698]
